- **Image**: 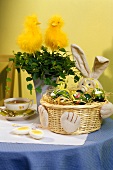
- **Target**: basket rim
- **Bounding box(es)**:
[40,99,107,109]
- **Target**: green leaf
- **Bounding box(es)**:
[5,86,10,90]
[41,45,47,51]
[6,78,12,82]
[9,58,15,62]
[32,62,38,66]
[59,48,66,52]
[32,73,39,80]
[27,84,33,95]
[44,78,51,85]
[27,83,33,90]
[51,81,58,87]
[74,75,80,83]
[35,86,42,93]
[59,72,66,79]
[6,68,11,72]
[26,77,32,81]
[68,69,75,75]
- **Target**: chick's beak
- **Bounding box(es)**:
[51,22,57,27]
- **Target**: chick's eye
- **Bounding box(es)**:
[82,83,84,85]
[88,83,91,86]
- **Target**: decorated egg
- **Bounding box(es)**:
[72,89,92,104]
[72,90,85,104]
[92,88,105,102]
[29,129,44,139]
[12,126,30,135]
[84,94,92,102]
[51,89,70,99]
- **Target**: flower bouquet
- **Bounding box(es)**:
[7,15,80,106]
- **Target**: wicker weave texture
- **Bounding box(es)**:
[40,99,104,135]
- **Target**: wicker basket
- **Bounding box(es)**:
[40,98,106,135]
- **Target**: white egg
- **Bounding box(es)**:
[29,129,44,139]
[12,126,30,135]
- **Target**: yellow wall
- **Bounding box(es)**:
[0,0,113,104]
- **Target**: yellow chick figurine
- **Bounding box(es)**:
[45,15,68,51]
[17,15,42,53]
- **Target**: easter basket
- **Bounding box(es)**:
[40,98,106,135]
[38,44,110,135]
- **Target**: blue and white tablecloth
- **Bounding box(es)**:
[0,104,113,170]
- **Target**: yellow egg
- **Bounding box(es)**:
[12,126,30,135]
[29,129,44,139]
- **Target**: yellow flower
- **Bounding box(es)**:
[17,15,42,53]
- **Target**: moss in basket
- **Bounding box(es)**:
[49,87,106,105]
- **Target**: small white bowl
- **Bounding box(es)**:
[4,97,33,111]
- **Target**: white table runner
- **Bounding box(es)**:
[0,105,88,145]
